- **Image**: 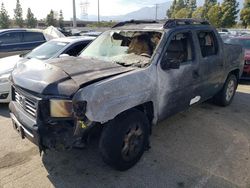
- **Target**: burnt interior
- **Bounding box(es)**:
[112,31,162,57]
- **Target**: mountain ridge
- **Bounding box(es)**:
[86,0,243,21]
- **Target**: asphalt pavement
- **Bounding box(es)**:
[0,82,250,188]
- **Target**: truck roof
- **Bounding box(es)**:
[112,19,213,31]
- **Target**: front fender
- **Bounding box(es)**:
[73,67,156,124]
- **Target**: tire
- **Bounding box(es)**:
[213,74,238,106]
[99,109,150,171]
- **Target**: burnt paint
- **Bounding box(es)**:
[11,26,244,127]
[73,28,244,125]
[11,57,136,97]
[9,25,244,152]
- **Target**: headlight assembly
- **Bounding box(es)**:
[0,73,10,84]
[50,99,73,118]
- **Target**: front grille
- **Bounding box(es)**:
[15,89,37,117]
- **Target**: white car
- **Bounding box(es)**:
[0,36,95,103]
[0,62,14,103]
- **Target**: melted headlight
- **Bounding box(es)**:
[50,99,73,118]
[73,101,87,117]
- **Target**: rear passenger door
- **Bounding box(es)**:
[157,30,202,121]
[21,32,46,50]
[195,30,224,99]
[0,32,23,58]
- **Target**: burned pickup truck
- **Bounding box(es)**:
[9,19,244,170]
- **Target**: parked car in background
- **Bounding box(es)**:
[219,32,230,41]
[80,31,102,37]
[225,36,250,77]
[0,36,95,103]
[0,29,47,58]
[57,28,73,37]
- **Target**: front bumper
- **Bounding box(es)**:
[0,82,11,103]
[9,101,40,146]
[9,100,86,151]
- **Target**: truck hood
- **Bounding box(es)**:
[11,57,136,96]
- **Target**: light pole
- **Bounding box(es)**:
[73,0,77,28]
[98,0,100,24]
[155,4,159,21]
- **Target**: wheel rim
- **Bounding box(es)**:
[121,123,144,161]
[226,79,235,102]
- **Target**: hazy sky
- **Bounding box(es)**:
[0,0,168,20]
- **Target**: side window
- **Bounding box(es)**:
[23,32,45,43]
[0,32,22,44]
[164,32,194,65]
[197,31,218,57]
[65,42,89,56]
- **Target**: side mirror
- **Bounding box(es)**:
[169,59,181,69]
[59,54,70,58]
[161,55,181,70]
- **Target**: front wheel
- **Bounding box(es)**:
[99,109,149,171]
[213,74,238,106]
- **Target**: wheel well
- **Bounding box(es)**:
[111,102,154,125]
[133,102,154,123]
[109,102,154,134]
[134,102,154,134]
[229,69,240,80]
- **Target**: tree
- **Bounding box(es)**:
[187,0,197,17]
[240,0,250,28]
[175,8,190,18]
[192,6,204,19]
[167,0,176,18]
[58,10,64,28]
[221,0,239,28]
[46,10,57,26]
[26,8,37,28]
[14,0,24,27]
[188,0,197,12]
[175,0,185,12]
[203,0,217,19]
[0,3,10,28]
[167,0,187,18]
[207,4,222,27]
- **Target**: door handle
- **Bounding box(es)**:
[192,70,200,79]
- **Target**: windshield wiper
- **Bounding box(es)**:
[115,61,132,67]
[116,61,149,68]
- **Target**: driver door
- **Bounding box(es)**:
[157,30,202,121]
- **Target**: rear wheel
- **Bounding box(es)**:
[99,109,149,171]
[213,74,238,106]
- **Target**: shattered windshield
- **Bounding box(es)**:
[80,30,162,68]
